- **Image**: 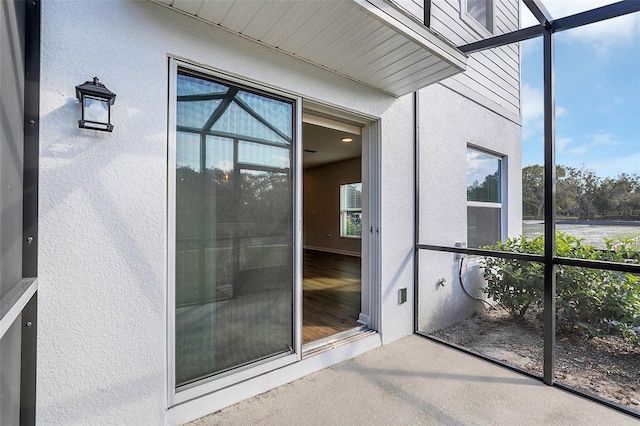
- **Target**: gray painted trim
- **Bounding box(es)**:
[417,245,544,263]
[413,91,420,334]
[438,79,522,125]
[20,294,37,426]
[0,278,37,339]
[22,0,40,279]
[542,27,556,386]
[552,1,640,33]
[523,0,553,26]
[458,25,544,54]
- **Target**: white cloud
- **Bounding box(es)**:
[521,84,568,140]
[520,1,539,28]
[520,1,640,53]
[556,106,568,117]
[559,132,621,158]
[569,145,589,155]
[586,132,620,146]
[585,152,640,177]
[557,136,572,151]
[521,83,543,139]
[521,83,543,125]
[466,150,499,184]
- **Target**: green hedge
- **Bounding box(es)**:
[482,233,640,344]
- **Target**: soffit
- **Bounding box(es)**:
[151,0,467,97]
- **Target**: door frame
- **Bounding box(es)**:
[166,58,303,406]
[166,58,381,407]
[300,103,381,337]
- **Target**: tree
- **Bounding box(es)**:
[521,165,569,219]
[522,165,544,219]
[523,164,640,221]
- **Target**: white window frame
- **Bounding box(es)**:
[466,147,505,248]
[460,0,495,36]
[340,182,362,239]
[167,58,303,407]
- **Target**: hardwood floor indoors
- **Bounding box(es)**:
[303,250,361,344]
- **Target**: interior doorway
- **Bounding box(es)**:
[301,111,365,345]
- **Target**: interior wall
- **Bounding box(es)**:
[304,157,362,256]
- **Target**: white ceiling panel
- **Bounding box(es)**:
[241,2,296,41]
[390,63,455,94]
[313,19,379,66]
[150,0,467,96]
[260,2,327,47]
[197,1,235,24]
[171,0,202,15]
[328,26,394,70]
[369,52,439,86]
[219,1,266,33]
[341,34,410,75]
[385,60,451,90]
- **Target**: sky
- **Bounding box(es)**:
[519,0,640,178]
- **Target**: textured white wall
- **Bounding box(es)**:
[379,94,417,344]
[39,0,521,422]
[38,0,416,423]
[417,83,522,332]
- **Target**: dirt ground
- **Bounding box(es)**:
[430,307,640,412]
[522,221,640,249]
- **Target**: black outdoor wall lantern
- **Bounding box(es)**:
[75,77,116,132]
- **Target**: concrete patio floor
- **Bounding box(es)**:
[190,335,638,425]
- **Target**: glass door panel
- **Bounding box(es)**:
[174,70,295,387]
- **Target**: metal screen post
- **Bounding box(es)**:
[413,91,420,333]
[542,27,556,386]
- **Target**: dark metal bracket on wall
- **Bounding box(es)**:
[21,0,41,425]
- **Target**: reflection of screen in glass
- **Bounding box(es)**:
[174,70,294,387]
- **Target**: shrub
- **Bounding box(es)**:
[482,233,640,344]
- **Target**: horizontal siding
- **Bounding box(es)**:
[431,9,518,77]
[389,0,424,21]
[502,0,519,24]
[394,0,522,116]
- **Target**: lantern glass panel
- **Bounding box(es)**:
[83,96,109,125]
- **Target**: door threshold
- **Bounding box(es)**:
[302,326,375,359]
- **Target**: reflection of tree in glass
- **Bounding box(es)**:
[346,217,362,236]
[467,171,500,202]
[176,166,291,240]
[239,170,292,237]
[344,183,362,237]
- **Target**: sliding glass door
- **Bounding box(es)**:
[170,64,298,395]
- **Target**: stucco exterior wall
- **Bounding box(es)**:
[417,83,522,333]
[38,0,417,424]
